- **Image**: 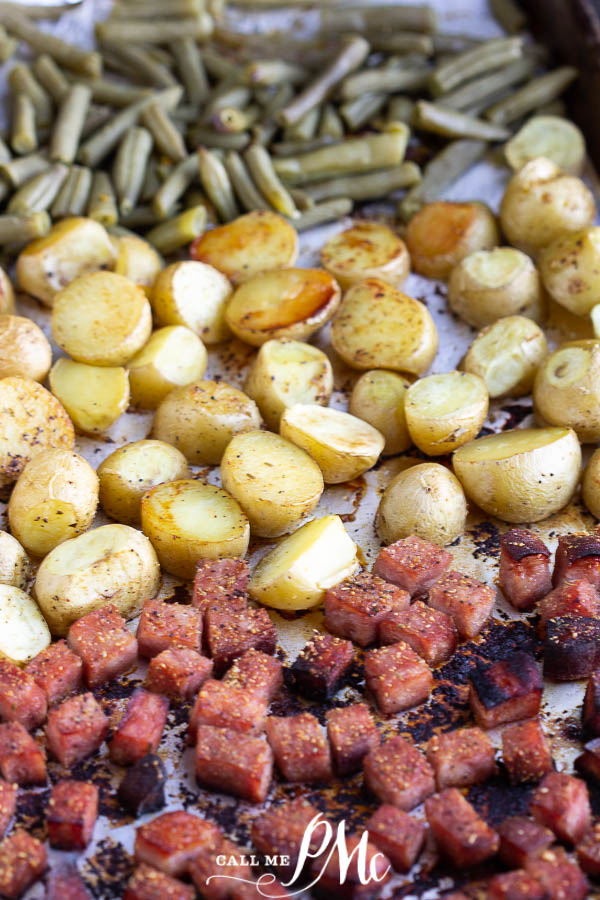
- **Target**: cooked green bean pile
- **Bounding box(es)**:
[0,0,578,252]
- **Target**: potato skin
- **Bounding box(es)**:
[539,227,600,317]
[462,316,548,399]
[405,201,498,280]
[127,325,208,409]
[112,233,163,297]
[152,260,233,344]
[582,449,600,519]
[0,315,52,382]
[0,532,30,589]
[349,370,412,457]
[404,371,489,456]
[321,221,410,291]
[49,358,130,434]
[533,340,600,442]
[0,585,50,664]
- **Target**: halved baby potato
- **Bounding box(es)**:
[0,267,14,315]
[112,232,163,297]
[321,221,410,291]
[249,514,359,611]
[244,338,333,430]
[405,201,498,280]
[405,371,489,456]
[16,216,117,307]
[225,267,341,347]
[127,326,207,409]
[8,450,99,558]
[0,532,30,590]
[453,426,581,523]
[349,370,412,457]
[462,316,548,398]
[280,403,385,484]
[330,278,438,374]
[51,270,152,366]
[190,209,299,284]
[152,260,233,344]
[49,358,130,434]
[539,227,600,317]
[505,115,586,175]
[141,479,249,579]
[0,315,52,382]
[0,585,50,664]
[582,449,600,519]
[533,340,600,442]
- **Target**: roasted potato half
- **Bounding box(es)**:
[453,426,581,523]
[539,227,600,317]
[141,479,249,579]
[330,278,438,374]
[0,532,30,589]
[405,201,498,280]
[248,514,359,611]
[0,585,50,664]
[462,316,548,399]
[190,209,299,284]
[533,340,600,442]
[127,326,207,409]
[51,270,152,366]
[321,221,410,291]
[505,115,586,175]
[405,371,489,456]
[582,449,600,519]
[152,260,233,344]
[8,450,99,558]
[349,370,412,457]
[377,462,467,546]
[280,403,385,484]
[244,339,333,430]
[0,315,52,382]
[34,523,160,635]
[0,267,14,316]
[153,379,262,465]
[49,358,130,434]
[112,233,163,297]
[16,217,117,307]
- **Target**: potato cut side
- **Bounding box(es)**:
[0,315,51,382]
[112,233,163,297]
[152,260,233,344]
[539,227,600,317]
[321,221,410,291]
[533,340,600,442]
[249,514,359,611]
[583,448,600,519]
[462,316,548,398]
[405,201,498,280]
[0,585,50,664]
[128,326,207,409]
[505,116,586,175]
[405,371,489,456]
[50,358,130,434]
[0,532,30,589]
[349,370,412,457]
[141,479,249,579]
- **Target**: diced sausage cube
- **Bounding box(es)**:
[499,529,552,611]
[497,816,554,869]
[502,719,553,784]
[145,648,213,701]
[205,606,276,675]
[189,679,267,739]
[326,703,379,776]
[0,659,46,731]
[251,798,323,876]
[45,862,93,900]
[135,810,222,877]
[486,870,547,900]
[426,726,495,790]
[0,830,46,899]
[364,736,435,811]
[373,536,452,597]
[47,779,98,850]
[553,532,600,588]
[427,570,496,640]
[0,782,15,838]
[364,642,433,715]
[117,754,167,817]
[310,833,391,899]
[577,822,600,877]
[380,601,457,667]
[537,579,600,634]
[526,847,589,900]
[109,689,169,765]
[124,863,194,900]
[582,670,600,735]
[530,772,591,845]
[222,649,282,703]
[324,571,410,647]
[544,616,600,681]
[575,737,600,782]
[469,652,542,729]
[195,724,273,803]
[25,639,82,706]
[289,632,354,700]
[137,599,202,658]
[366,805,426,873]
[45,692,108,767]
[189,836,253,900]
[266,713,332,783]
[0,722,46,785]
[67,604,138,687]
[425,788,499,868]
[192,558,249,614]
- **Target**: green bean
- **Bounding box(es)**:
[111,0,205,18]
[153,153,199,219]
[339,94,384,131]
[8,162,68,214]
[0,26,16,63]
[113,126,154,216]
[212,105,260,134]
[50,83,92,164]
[201,48,241,82]
[3,11,102,77]
[206,85,251,118]
[71,76,152,109]
[81,104,112,139]
[490,0,527,33]
[198,147,239,221]
[340,64,430,101]
[432,34,484,54]
[430,36,523,95]
[289,188,313,211]
[320,5,437,33]
[318,103,344,139]
[142,46,175,68]
[146,204,207,254]
[101,42,177,89]
[87,171,118,226]
[273,130,408,184]
[289,197,352,232]
[121,205,166,230]
[171,37,209,107]
[243,59,307,86]
[0,211,50,244]
[252,82,294,145]
[11,93,37,155]
[0,137,11,165]
[438,57,536,112]
[95,16,214,45]
[271,136,339,157]
[305,162,420,203]
[99,48,142,83]
[142,103,187,162]
[8,64,53,127]
[285,106,320,142]
[368,33,434,55]
[414,101,511,141]
[172,105,202,124]
[32,54,69,103]
[0,151,47,187]
[244,144,299,218]
[140,156,162,203]
[51,165,92,218]
[224,150,267,212]
[0,2,84,20]
[188,125,250,150]
[385,96,415,124]
[538,99,567,117]
[484,66,578,125]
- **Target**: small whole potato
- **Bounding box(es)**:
[405,201,498,280]
[153,379,262,465]
[349,370,412,457]
[0,532,30,589]
[0,267,15,315]
[377,462,467,546]
[582,449,600,519]
[539,227,600,317]
[8,449,99,557]
[405,371,489,456]
[49,358,130,434]
[127,326,207,409]
[462,316,548,399]
[0,585,50,664]
[534,340,600,442]
[321,221,410,291]
[112,233,163,297]
[499,157,595,258]
[152,260,233,344]
[0,315,52,381]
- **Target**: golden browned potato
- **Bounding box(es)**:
[127,326,207,409]
[405,201,498,280]
[16,217,117,307]
[0,532,30,589]
[0,585,50,664]
[191,209,298,284]
[141,479,249,579]
[405,371,489,456]
[349,370,412,457]
[533,340,600,442]
[539,227,600,317]
[152,379,262,465]
[499,157,595,258]
[51,270,152,366]
[225,267,341,347]
[330,278,438,374]
[8,450,99,558]
[152,260,233,344]
[244,339,333,430]
[321,221,410,291]
[49,358,130,433]
[0,267,15,316]
[505,116,586,175]
[461,316,548,398]
[0,315,52,381]
[112,232,163,297]
[582,448,600,519]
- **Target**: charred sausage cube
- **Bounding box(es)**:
[544,616,600,681]
[137,599,202,658]
[266,713,332,783]
[0,782,15,838]
[109,689,169,765]
[67,604,138,687]
[192,558,249,614]
[0,659,46,731]
[47,779,98,850]
[289,632,354,700]
[195,724,273,803]
[145,648,213,701]
[537,579,600,634]
[0,722,46,785]
[117,753,167,817]
[366,805,426,873]
[469,652,542,729]
[582,670,600,736]
[310,833,391,899]
[373,536,452,597]
[222,649,282,703]
[324,571,410,647]
[124,863,194,900]
[497,816,554,869]
[364,735,435,811]
[486,870,547,900]
[364,642,433,715]
[45,863,93,900]
[530,772,591,845]
[326,703,379,776]
[576,822,600,877]
[427,570,496,640]
[189,679,267,738]
[526,847,589,900]
[205,606,276,676]
[25,639,82,706]
[189,836,253,900]
[0,830,46,899]
[45,692,108,767]
[135,810,222,877]
[426,726,495,790]
[499,529,552,611]
[425,788,499,868]
[553,532,600,588]
[575,737,600,782]
[380,601,457,667]
[502,719,553,784]
[251,798,323,876]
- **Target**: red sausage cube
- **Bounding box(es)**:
[189,679,267,738]
[364,642,433,714]
[47,779,98,850]
[469,652,542,729]
[67,604,138,687]
[205,606,276,675]
[222,649,282,703]
[366,805,426,873]
[145,648,213,701]
[0,830,46,899]
[426,726,495,790]
[553,532,600,588]
[124,863,194,900]
[486,870,547,900]
[530,772,591,845]
[502,719,553,784]
[137,599,202,658]
[576,822,600,877]
[109,689,169,765]
[189,836,253,899]
[45,862,93,900]
[251,798,323,876]
[266,713,332,783]
[326,703,379,776]
[364,735,435,811]
[0,722,46,785]
[25,639,82,706]
[380,601,457,666]
[310,833,391,899]
[428,570,496,640]
[497,816,554,869]
[289,632,354,700]
[192,558,249,613]
[537,579,600,634]
[526,847,589,900]
[499,529,552,611]
[544,615,600,681]
[425,788,499,868]
[582,670,600,736]
[0,659,46,731]
[324,571,410,647]
[575,737,600,782]
[0,782,15,838]
[45,692,109,767]
[195,724,273,803]
[373,536,451,597]
[135,810,222,877]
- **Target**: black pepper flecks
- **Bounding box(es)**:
[82,837,134,899]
